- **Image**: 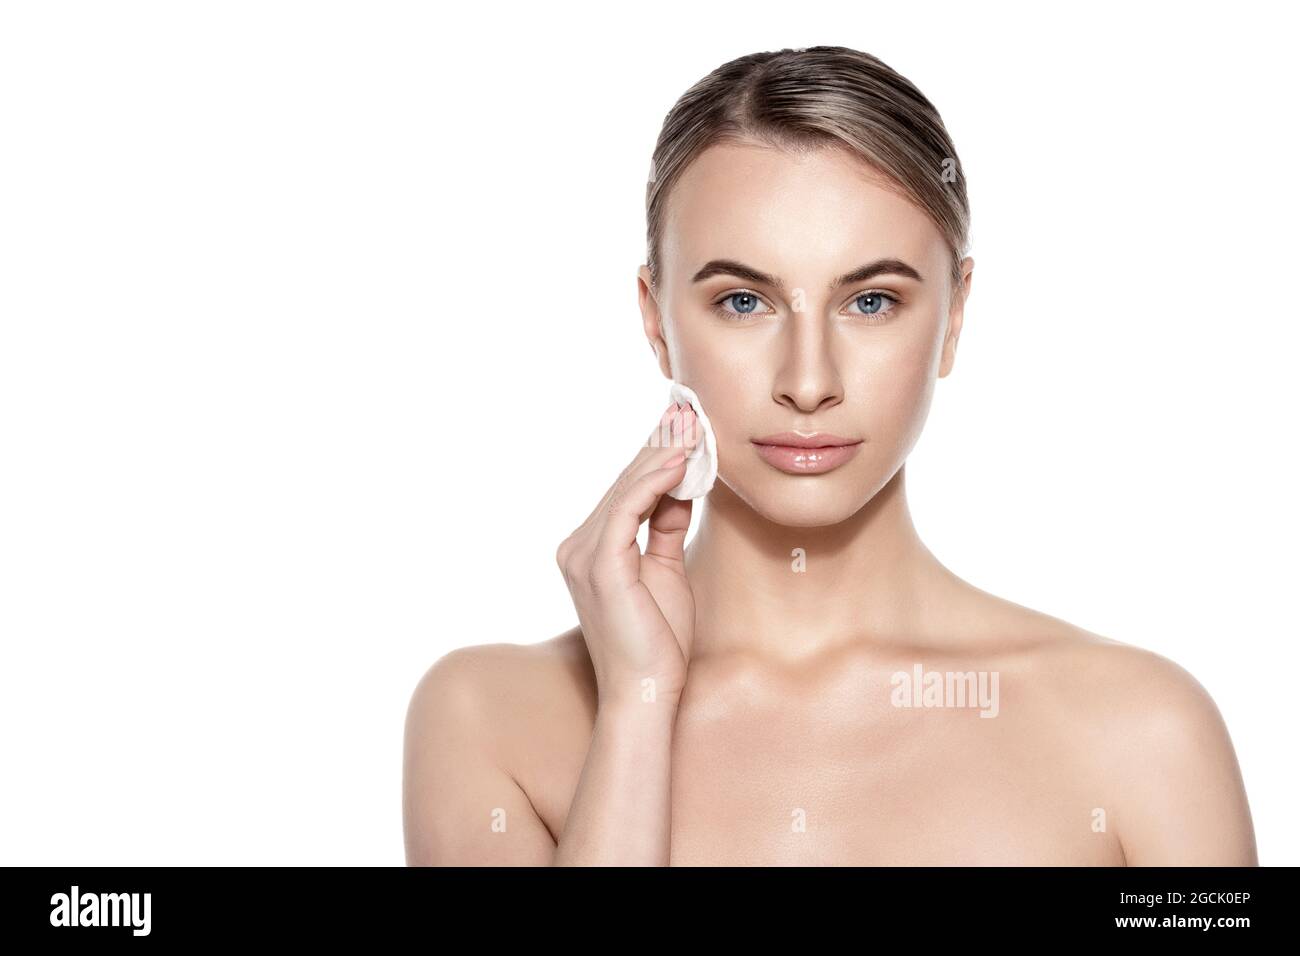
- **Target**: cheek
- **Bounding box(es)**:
[669,327,757,409]
[850,332,941,439]
[886,338,936,401]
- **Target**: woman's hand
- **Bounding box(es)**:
[555,401,701,709]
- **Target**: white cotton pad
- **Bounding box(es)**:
[666,381,718,500]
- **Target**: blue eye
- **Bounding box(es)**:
[848,291,899,320]
[712,290,773,318]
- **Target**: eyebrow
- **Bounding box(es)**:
[690,257,924,290]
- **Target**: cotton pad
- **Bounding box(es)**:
[666,381,718,500]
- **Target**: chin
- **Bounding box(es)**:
[721,473,874,529]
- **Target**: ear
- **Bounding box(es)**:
[638,264,674,380]
[938,256,973,379]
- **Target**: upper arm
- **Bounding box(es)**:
[402,647,556,866]
[1108,654,1257,865]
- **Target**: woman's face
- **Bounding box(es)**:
[639,141,973,528]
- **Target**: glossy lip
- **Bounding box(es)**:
[752,431,859,448]
[750,432,864,475]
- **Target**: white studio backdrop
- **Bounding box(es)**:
[1,0,1296,865]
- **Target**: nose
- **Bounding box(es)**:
[771,309,845,414]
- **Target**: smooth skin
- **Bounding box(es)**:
[403,141,1258,866]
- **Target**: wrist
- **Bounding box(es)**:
[596,687,682,723]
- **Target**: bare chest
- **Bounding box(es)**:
[663,691,1123,866]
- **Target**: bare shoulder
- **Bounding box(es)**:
[405,626,596,771]
[407,627,590,711]
[402,627,595,864]
[957,591,1229,720]
[1020,614,1236,747]
[990,602,1257,865]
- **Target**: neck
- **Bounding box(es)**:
[683,463,964,663]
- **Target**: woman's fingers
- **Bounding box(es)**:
[646,405,699,564]
[561,401,701,590]
[593,404,701,569]
[575,402,687,535]
[591,451,689,575]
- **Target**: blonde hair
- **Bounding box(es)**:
[645,46,970,295]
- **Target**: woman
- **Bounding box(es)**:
[403,46,1257,866]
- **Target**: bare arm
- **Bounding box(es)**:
[403,649,681,866]
[552,692,679,866]
[402,649,555,866]
[1112,661,1258,865]
[549,400,700,864]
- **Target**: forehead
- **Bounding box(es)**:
[660,141,947,287]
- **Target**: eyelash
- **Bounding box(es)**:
[710,289,901,324]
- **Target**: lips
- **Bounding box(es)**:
[751,432,863,475]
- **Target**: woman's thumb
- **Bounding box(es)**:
[645,487,692,564]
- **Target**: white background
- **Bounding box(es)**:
[2,1,1296,865]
